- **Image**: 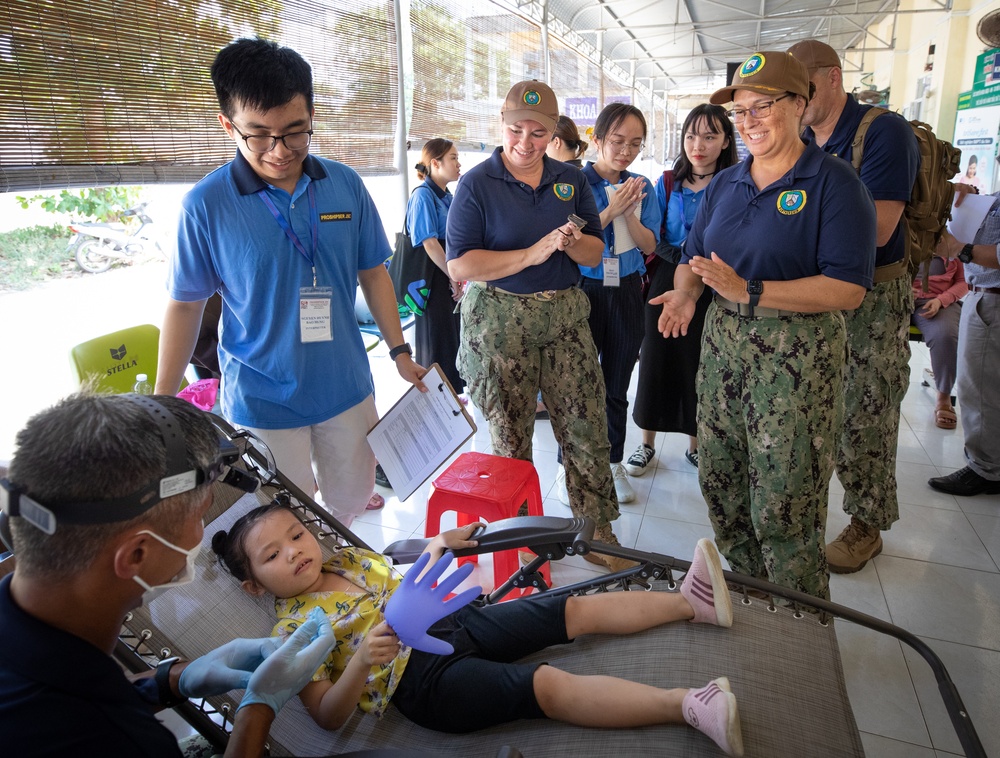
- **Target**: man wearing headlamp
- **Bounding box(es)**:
[0,393,335,757]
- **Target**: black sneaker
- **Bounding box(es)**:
[928,466,1000,496]
[374,464,392,489]
[624,443,655,476]
[685,449,699,468]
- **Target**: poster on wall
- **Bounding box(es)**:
[954,48,1000,195]
[953,103,1000,194]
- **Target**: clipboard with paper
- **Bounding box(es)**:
[367,364,477,502]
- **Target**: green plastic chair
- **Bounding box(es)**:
[70,324,184,394]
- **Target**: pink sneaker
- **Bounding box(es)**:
[366,493,385,510]
[680,538,732,627]
[683,677,744,757]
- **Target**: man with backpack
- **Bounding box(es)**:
[787,39,920,574]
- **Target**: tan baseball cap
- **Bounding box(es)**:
[787,39,842,71]
[502,80,559,132]
[710,51,811,105]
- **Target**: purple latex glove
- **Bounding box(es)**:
[384,551,482,655]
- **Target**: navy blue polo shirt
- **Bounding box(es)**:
[682,139,875,288]
[802,96,919,267]
[446,147,603,293]
[0,575,182,757]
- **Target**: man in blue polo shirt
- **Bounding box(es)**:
[156,39,424,527]
[788,39,920,574]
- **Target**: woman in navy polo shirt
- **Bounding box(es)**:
[406,138,464,392]
[652,51,876,601]
[446,81,634,572]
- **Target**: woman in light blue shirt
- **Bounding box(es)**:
[405,139,464,391]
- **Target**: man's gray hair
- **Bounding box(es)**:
[8,393,219,578]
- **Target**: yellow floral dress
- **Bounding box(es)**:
[272,547,411,717]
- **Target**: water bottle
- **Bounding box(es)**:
[133,373,153,395]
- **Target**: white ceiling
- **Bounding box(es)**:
[528,0,954,95]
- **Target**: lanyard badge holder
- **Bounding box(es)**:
[258,185,333,343]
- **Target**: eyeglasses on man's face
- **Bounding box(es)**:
[605,138,645,155]
[726,93,794,123]
[230,121,313,153]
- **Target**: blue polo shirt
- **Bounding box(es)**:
[802,97,919,267]
[682,139,875,288]
[169,151,390,429]
[407,178,451,248]
[655,172,704,247]
[0,575,182,757]
[446,147,603,293]
[577,162,659,280]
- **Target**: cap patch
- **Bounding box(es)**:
[777,190,806,215]
[740,54,765,78]
[523,90,541,106]
[553,183,575,201]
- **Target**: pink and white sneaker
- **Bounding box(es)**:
[683,677,744,757]
[366,492,385,511]
[680,538,733,627]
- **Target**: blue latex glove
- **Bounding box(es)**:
[178,636,282,698]
[238,606,335,714]
[383,551,482,655]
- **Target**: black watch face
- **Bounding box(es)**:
[748,280,763,295]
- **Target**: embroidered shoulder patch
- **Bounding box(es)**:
[776,190,806,215]
[553,183,575,201]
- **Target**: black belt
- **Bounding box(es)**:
[970,285,1000,296]
[713,295,797,318]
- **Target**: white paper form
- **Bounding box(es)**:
[604,184,643,254]
[366,364,477,502]
[947,191,996,244]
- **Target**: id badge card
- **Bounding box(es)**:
[603,256,620,287]
[299,286,333,343]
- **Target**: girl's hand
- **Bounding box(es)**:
[607,177,645,218]
[439,522,483,551]
[920,298,942,318]
[359,622,400,667]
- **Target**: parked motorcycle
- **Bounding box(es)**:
[68,202,164,273]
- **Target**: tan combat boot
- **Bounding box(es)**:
[582,523,638,572]
[827,516,883,574]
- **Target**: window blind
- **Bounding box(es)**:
[0,0,399,192]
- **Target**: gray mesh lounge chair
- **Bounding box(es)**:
[114,417,985,757]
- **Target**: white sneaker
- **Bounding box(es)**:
[624,443,655,476]
[555,465,570,505]
[611,462,635,504]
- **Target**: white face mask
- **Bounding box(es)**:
[133,529,201,604]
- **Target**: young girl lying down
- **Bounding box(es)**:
[211,501,744,757]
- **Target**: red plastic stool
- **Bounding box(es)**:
[425,452,550,598]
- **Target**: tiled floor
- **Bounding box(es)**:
[360,340,999,758]
[3,263,995,755]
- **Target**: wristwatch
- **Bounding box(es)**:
[958,243,975,264]
[155,656,186,707]
[389,342,413,361]
[746,279,763,308]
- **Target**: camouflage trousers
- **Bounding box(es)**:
[836,274,912,531]
[698,303,847,600]
[458,282,619,528]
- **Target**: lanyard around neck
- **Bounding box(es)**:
[257,183,320,285]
